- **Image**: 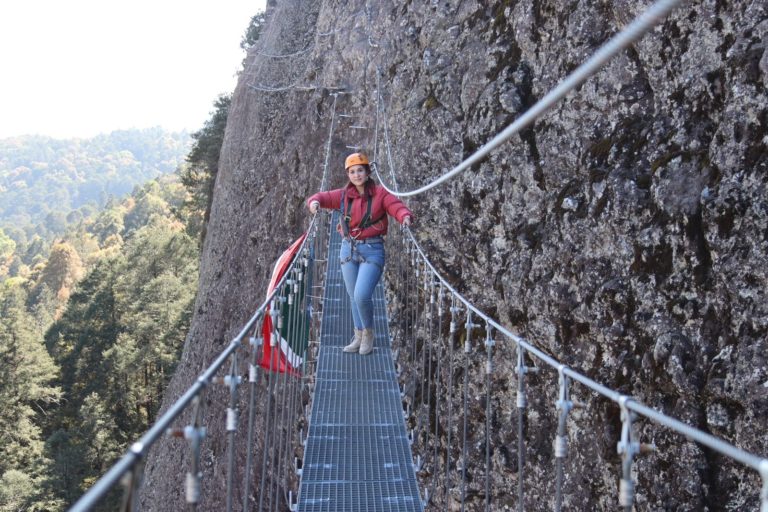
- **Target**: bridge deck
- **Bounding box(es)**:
[297,219,423,511]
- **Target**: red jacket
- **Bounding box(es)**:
[307,182,413,239]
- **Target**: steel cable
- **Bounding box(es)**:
[460,312,477,511]
[484,324,494,512]
[242,334,263,511]
[250,9,364,59]
[225,352,240,512]
[272,294,291,511]
[425,269,435,448]
[373,0,685,198]
[417,262,429,441]
[429,284,445,501]
[258,304,279,511]
[70,213,318,511]
[445,298,459,504]
[554,370,572,512]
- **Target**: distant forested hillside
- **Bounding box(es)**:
[0,128,190,241]
[0,175,200,511]
[0,95,231,510]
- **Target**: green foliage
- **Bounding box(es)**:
[0,284,62,511]
[0,128,190,244]
[0,229,14,259]
[32,241,83,304]
[0,64,238,509]
[0,229,15,279]
[179,94,231,242]
[43,197,199,505]
[241,11,267,51]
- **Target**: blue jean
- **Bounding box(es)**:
[340,238,385,329]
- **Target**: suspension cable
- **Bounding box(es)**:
[242,334,263,511]
[484,322,494,512]
[250,9,364,59]
[460,310,478,511]
[429,283,445,500]
[374,0,684,198]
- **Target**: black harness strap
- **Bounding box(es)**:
[340,189,385,239]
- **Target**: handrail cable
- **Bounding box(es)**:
[374,0,684,198]
[69,80,342,510]
[70,218,316,512]
[403,225,768,483]
[370,15,767,509]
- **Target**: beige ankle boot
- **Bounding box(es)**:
[359,328,375,355]
[343,329,363,352]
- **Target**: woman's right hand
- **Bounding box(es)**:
[309,201,320,214]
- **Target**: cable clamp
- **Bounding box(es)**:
[213,375,243,389]
[294,457,303,476]
[556,371,573,413]
[226,408,238,432]
[249,364,258,383]
[554,435,568,458]
[186,472,201,504]
[619,478,634,508]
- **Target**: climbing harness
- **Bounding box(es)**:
[338,188,386,268]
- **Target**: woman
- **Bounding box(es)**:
[307,152,413,355]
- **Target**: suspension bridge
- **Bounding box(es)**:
[69,0,767,510]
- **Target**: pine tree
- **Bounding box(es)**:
[0,284,62,511]
[178,94,231,243]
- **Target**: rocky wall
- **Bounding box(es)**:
[142,0,767,510]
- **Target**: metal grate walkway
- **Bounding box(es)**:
[297,216,423,512]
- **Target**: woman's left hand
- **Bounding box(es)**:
[403,216,412,227]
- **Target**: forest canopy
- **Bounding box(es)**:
[0,128,190,243]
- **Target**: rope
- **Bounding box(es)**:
[373,0,685,198]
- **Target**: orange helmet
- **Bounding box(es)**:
[345,152,369,169]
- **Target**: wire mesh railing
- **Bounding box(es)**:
[68,78,344,512]
[365,0,767,507]
[69,212,326,511]
[383,224,768,511]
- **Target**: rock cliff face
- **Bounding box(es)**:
[142,0,767,510]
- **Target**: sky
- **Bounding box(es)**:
[0,1,266,139]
